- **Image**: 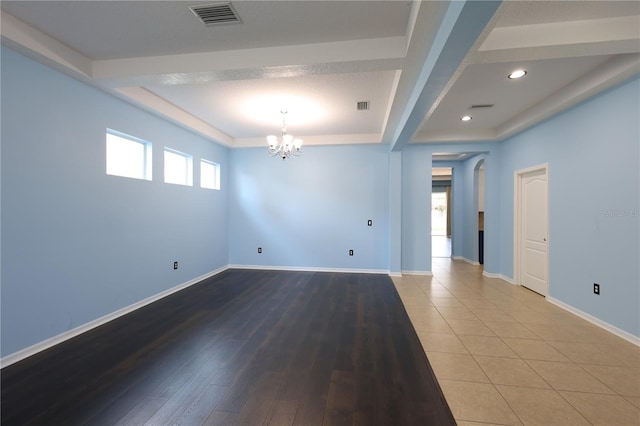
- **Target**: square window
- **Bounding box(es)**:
[106,130,152,180]
[164,148,193,186]
[200,159,220,190]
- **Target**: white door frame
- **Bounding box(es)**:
[514,163,549,293]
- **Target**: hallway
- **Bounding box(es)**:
[393,259,640,425]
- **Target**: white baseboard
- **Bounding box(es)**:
[400,270,433,276]
[483,271,516,285]
[228,264,390,275]
[480,275,638,345]
[388,272,403,277]
[1,265,229,369]
[547,297,640,347]
[452,256,480,266]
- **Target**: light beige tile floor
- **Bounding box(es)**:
[393,258,640,426]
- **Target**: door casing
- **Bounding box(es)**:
[514,163,549,296]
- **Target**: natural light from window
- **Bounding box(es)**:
[200,159,220,190]
[106,130,152,181]
[164,148,193,186]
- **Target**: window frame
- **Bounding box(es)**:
[164,147,193,186]
[200,159,221,190]
[106,129,153,181]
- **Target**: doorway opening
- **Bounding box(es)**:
[476,160,485,265]
[432,167,452,258]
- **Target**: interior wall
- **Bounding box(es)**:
[498,76,640,337]
[406,144,500,274]
[401,147,432,273]
[460,155,486,263]
[388,151,403,274]
[1,47,230,357]
[2,42,637,360]
[478,166,485,212]
[228,144,390,272]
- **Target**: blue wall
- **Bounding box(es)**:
[497,76,640,336]
[401,146,432,273]
[228,144,390,271]
[402,143,501,275]
[1,47,229,357]
[388,152,403,274]
[459,154,486,263]
[2,44,638,358]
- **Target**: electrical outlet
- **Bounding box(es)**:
[349,249,354,256]
[594,283,600,295]
[258,247,262,254]
[368,219,373,226]
[173,261,178,270]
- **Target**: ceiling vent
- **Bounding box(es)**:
[470,104,494,109]
[190,3,241,26]
[357,101,370,111]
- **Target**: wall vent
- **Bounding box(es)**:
[470,104,494,109]
[190,3,241,26]
[357,101,370,111]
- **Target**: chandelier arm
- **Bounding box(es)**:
[266,110,302,160]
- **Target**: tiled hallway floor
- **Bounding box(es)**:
[393,258,640,425]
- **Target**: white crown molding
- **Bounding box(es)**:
[411,128,497,144]
[412,54,640,144]
[497,53,640,140]
[410,8,640,146]
[92,36,406,82]
[114,87,234,147]
[480,16,640,52]
[1,11,92,78]
[234,133,382,148]
[1,10,406,84]
[1,10,404,149]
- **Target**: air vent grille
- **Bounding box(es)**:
[470,104,494,109]
[357,101,370,111]
[190,3,241,26]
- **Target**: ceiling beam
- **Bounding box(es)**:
[387,0,502,152]
[1,11,91,79]
[92,37,406,87]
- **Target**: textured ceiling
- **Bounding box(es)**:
[1,1,412,60]
[146,70,398,138]
[1,0,638,149]
[494,0,640,27]
[417,55,611,134]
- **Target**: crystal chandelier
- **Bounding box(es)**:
[267,110,303,160]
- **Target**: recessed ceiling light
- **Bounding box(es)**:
[508,69,527,79]
[461,115,472,121]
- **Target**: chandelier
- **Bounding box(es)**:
[267,110,303,160]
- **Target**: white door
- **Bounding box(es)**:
[519,168,548,295]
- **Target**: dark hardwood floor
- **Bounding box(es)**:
[1,270,455,425]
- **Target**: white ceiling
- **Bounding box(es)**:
[2,1,639,150]
[1,1,412,59]
[418,55,611,136]
[146,70,398,139]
